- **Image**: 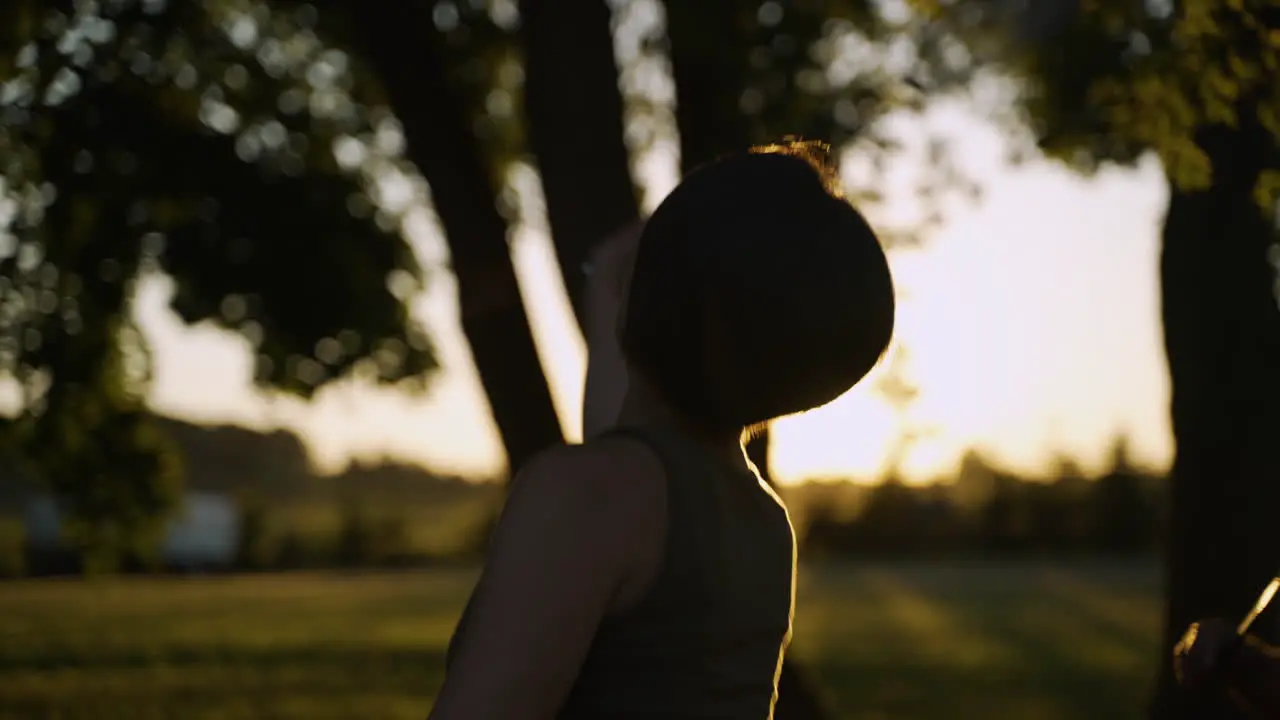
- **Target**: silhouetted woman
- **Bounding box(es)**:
[429,141,896,720]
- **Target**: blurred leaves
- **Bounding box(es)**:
[659,0,984,241]
[927,0,1280,213]
[0,0,436,567]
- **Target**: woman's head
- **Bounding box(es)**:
[620,141,895,433]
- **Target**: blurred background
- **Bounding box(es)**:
[0,0,1277,718]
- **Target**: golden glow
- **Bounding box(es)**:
[140,114,1174,486]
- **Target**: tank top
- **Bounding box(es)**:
[444,425,797,719]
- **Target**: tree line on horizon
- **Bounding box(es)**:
[795,441,1164,560]
[0,417,1166,577]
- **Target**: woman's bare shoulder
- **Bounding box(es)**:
[430,436,667,719]
[509,434,666,509]
[489,435,668,569]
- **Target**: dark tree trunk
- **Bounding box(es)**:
[345,1,564,473]
[664,3,755,170]
[1149,112,1280,719]
[663,3,830,718]
[518,0,640,330]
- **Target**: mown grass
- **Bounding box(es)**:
[0,560,1161,719]
[792,560,1160,719]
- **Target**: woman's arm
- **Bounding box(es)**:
[1175,618,1280,719]
[1229,635,1280,718]
[581,220,644,439]
[429,439,665,720]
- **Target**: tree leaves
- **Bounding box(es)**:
[938,0,1279,209]
[0,0,435,568]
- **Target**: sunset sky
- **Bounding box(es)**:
[135,93,1175,486]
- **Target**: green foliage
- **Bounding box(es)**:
[1,0,435,394]
[668,0,975,143]
[797,447,1165,560]
[336,496,412,568]
[428,0,526,183]
[0,520,25,578]
[234,491,276,570]
[0,0,437,569]
[336,497,375,567]
[932,0,1280,211]
[33,403,182,574]
[1039,0,1278,195]
[661,0,984,234]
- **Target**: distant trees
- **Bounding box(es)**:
[233,492,274,571]
[799,442,1166,560]
[0,522,24,578]
[3,412,1170,575]
[3,415,498,575]
[336,496,412,568]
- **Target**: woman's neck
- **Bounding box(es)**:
[614,379,749,471]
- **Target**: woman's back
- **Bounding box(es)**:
[557,426,796,718]
[446,425,795,719]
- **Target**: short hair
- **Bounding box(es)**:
[620,140,896,432]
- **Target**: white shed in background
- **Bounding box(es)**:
[25,491,241,569]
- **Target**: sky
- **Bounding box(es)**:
[134,94,1175,486]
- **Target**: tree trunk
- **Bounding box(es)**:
[1148,113,1280,719]
[664,3,755,169]
[518,0,640,330]
[345,2,564,473]
[663,3,829,717]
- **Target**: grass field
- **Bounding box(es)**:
[0,560,1161,719]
